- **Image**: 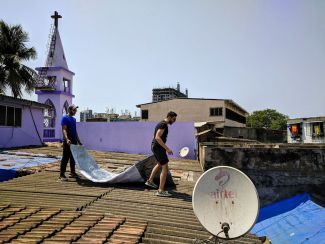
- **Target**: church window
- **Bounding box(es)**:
[63,78,70,92]
[44,99,56,128]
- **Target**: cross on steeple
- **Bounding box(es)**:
[51,11,62,28]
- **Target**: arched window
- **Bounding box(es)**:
[44,99,56,128]
[62,101,69,115]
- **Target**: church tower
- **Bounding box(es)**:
[35,11,75,142]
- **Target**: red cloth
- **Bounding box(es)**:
[291,125,298,135]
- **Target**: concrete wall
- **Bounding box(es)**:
[223,127,287,143]
[0,105,44,148]
[200,144,325,206]
[77,121,196,159]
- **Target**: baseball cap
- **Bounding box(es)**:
[68,104,79,111]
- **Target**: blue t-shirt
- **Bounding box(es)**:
[61,115,78,144]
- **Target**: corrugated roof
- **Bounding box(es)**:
[0,94,50,109]
[0,145,263,243]
[287,116,325,124]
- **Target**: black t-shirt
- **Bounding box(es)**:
[152,120,168,146]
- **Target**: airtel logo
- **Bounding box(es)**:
[209,170,237,199]
[214,169,230,187]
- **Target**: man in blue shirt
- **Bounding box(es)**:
[59,104,82,181]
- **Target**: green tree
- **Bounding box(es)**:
[247,109,289,130]
[0,20,37,98]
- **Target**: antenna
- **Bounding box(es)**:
[192,166,259,241]
[179,147,189,158]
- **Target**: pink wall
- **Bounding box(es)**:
[77,121,196,159]
[0,106,44,148]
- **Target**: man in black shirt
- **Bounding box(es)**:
[145,111,177,197]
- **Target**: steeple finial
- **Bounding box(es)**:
[51,11,62,28]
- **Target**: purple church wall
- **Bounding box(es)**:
[0,107,44,148]
[77,122,197,159]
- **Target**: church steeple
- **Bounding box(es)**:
[35,11,72,90]
[45,11,68,70]
[45,27,69,69]
[35,11,75,142]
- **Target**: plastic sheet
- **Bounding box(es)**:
[71,145,144,183]
[252,193,325,244]
[0,152,59,182]
[0,153,59,169]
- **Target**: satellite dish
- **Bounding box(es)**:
[179,147,189,158]
[192,166,259,240]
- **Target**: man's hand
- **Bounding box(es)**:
[66,139,71,145]
[166,148,173,155]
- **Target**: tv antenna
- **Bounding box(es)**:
[192,166,259,243]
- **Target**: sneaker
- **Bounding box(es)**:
[145,181,158,189]
[69,173,80,179]
[155,191,172,197]
[58,176,68,182]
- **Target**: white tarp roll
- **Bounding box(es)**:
[70,145,144,183]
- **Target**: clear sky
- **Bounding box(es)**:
[1,0,325,119]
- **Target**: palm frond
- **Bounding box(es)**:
[20,64,37,93]
[0,20,38,98]
[6,69,22,98]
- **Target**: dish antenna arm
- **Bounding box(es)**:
[194,225,230,244]
[221,223,230,238]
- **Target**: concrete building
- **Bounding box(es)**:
[35,11,75,142]
[152,82,188,102]
[80,109,93,122]
[89,112,139,122]
[0,94,49,148]
[287,116,325,143]
[118,114,132,120]
[93,113,118,121]
[136,98,248,127]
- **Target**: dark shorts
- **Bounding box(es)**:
[151,144,169,165]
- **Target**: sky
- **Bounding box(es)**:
[1,0,325,119]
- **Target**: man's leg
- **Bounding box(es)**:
[158,163,169,192]
[148,163,161,183]
[69,147,76,174]
[60,142,70,177]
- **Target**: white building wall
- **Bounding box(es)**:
[287,121,325,144]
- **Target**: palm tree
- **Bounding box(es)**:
[0,20,37,98]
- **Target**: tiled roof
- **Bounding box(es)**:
[0,145,264,243]
[0,204,146,243]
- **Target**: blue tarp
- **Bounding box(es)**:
[0,153,59,170]
[0,168,16,182]
[257,193,311,223]
[252,193,325,244]
[0,152,59,182]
